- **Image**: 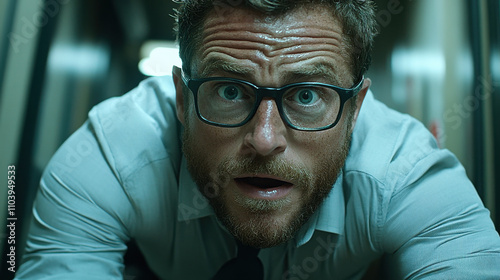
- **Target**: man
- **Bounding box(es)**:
[15,0,500,279]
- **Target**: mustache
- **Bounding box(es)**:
[215,155,312,187]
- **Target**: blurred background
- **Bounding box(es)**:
[0,0,498,279]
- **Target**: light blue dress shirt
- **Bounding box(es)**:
[15,76,500,279]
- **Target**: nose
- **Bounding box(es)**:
[242,99,287,157]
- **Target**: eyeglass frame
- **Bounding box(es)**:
[181,72,365,131]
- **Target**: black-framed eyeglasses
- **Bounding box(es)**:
[181,72,364,131]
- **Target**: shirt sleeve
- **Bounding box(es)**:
[14,122,135,280]
[382,149,500,279]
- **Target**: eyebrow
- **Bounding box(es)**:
[199,58,254,78]
[283,63,343,86]
[198,58,344,87]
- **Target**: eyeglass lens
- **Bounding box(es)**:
[196,80,341,129]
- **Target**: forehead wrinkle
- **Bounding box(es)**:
[199,31,345,79]
[202,30,274,54]
[204,33,342,58]
[203,24,342,41]
[196,8,350,85]
[200,38,272,63]
[203,8,343,38]
[201,20,344,55]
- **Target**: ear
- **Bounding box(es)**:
[172,66,186,125]
[350,77,371,132]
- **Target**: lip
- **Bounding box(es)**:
[234,174,294,200]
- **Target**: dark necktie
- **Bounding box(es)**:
[211,240,264,280]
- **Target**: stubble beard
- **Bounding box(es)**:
[181,116,352,248]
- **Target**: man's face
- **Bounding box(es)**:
[174,6,368,248]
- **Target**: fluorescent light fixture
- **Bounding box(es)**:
[48,43,109,76]
[391,48,446,78]
[139,41,182,76]
[492,49,500,79]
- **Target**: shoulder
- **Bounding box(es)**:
[341,91,497,255]
[345,90,449,192]
[41,76,182,232]
[87,76,182,181]
[343,90,474,207]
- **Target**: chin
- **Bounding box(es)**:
[210,191,314,248]
[222,209,304,248]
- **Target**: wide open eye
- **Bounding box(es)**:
[287,87,323,106]
[217,84,244,100]
[293,88,319,105]
[282,84,340,129]
[197,80,255,125]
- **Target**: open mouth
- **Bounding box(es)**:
[235,177,293,189]
[234,176,294,200]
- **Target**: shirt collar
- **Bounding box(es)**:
[177,156,346,244]
[294,171,345,247]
